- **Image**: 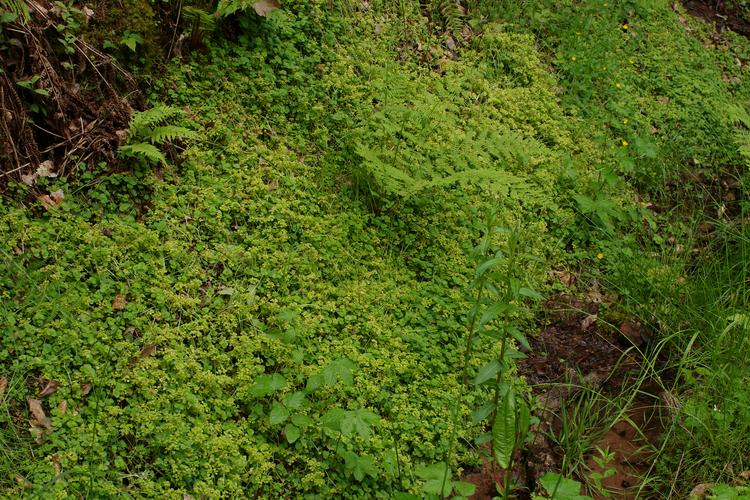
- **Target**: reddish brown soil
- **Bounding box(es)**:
[463,280,666,499]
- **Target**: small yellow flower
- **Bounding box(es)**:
[597,252,605,260]
[622,140,629,146]
[571,56,577,61]
[623,118,629,124]
[623,23,629,30]
[615,83,622,89]
[628,58,635,64]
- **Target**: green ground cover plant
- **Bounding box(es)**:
[2,0,750,497]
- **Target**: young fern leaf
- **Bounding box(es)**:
[118,143,167,165]
[438,0,463,36]
[128,105,185,138]
[147,126,197,145]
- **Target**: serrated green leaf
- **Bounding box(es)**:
[417,463,453,497]
[284,423,300,443]
[305,373,322,392]
[341,408,380,439]
[249,373,286,398]
[321,358,356,387]
[283,391,306,410]
[291,413,313,428]
[539,472,592,499]
[321,407,347,432]
[454,481,477,497]
[147,126,197,145]
[269,401,290,425]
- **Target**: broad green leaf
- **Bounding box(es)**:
[321,358,356,387]
[249,373,287,398]
[276,309,299,322]
[538,472,592,499]
[284,423,300,443]
[475,431,492,445]
[269,401,290,425]
[474,360,501,386]
[394,494,420,500]
[321,408,347,432]
[341,408,380,439]
[283,391,306,410]
[340,450,378,482]
[503,348,527,360]
[492,386,516,469]
[471,402,494,423]
[519,287,543,301]
[306,373,322,392]
[475,257,505,278]
[291,413,313,428]
[518,399,531,442]
[507,326,531,352]
[479,302,515,326]
[416,463,453,497]
[454,481,477,497]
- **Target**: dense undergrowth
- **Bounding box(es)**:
[1,0,749,498]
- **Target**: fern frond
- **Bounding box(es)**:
[118,143,167,165]
[407,169,530,198]
[215,0,250,17]
[129,106,185,138]
[438,0,463,36]
[147,126,197,145]
[183,6,216,32]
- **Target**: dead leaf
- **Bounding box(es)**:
[112,294,127,311]
[82,6,94,22]
[38,190,65,209]
[253,0,280,16]
[58,400,68,414]
[28,398,52,433]
[140,343,157,357]
[0,377,7,398]
[550,270,576,287]
[620,320,645,346]
[15,476,32,490]
[36,161,57,179]
[658,96,670,105]
[39,380,59,397]
[581,314,598,331]
[690,483,713,498]
[81,383,92,396]
[51,454,61,475]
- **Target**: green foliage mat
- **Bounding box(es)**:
[0,5,579,496]
[3,0,750,497]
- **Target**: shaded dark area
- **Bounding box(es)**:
[0,1,139,191]
[682,0,750,37]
